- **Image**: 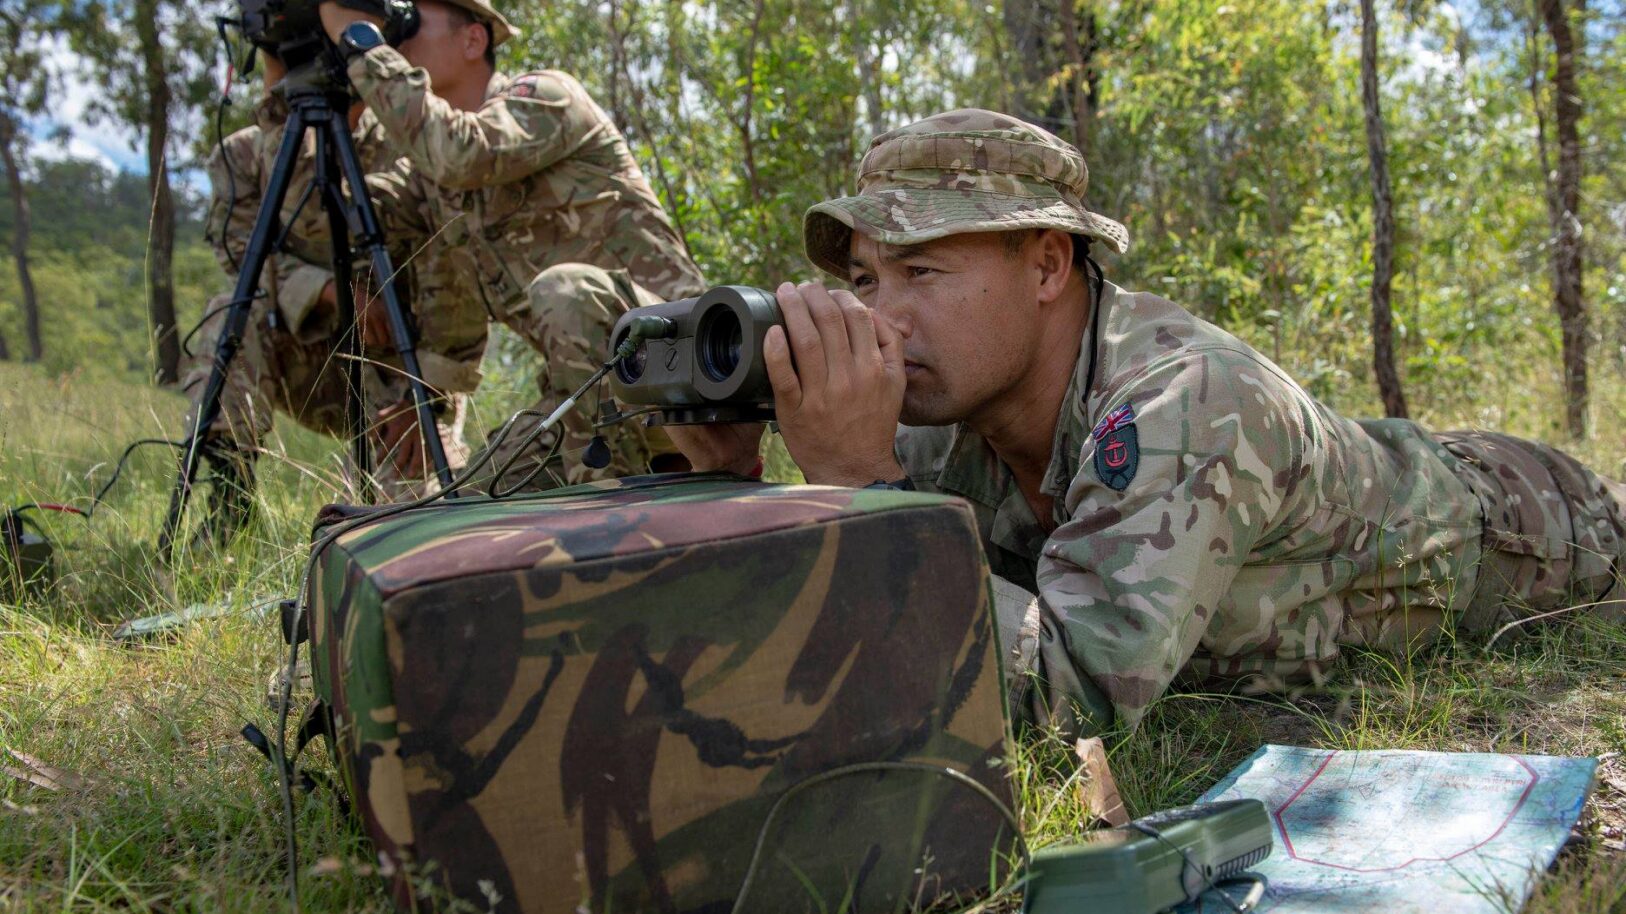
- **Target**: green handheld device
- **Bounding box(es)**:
[1021,799,1273,914]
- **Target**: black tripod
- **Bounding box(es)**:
[160,65,454,555]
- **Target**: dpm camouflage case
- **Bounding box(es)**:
[307,475,1017,913]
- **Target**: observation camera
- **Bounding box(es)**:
[238,0,419,71]
[609,286,783,425]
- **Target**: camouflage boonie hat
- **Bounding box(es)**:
[804,109,1130,278]
[440,0,519,46]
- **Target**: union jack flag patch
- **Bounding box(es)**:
[1091,403,1135,440]
[1091,402,1140,491]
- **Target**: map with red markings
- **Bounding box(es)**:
[1180,745,1597,913]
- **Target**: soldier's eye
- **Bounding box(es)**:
[907,266,936,279]
[851,273,876,290]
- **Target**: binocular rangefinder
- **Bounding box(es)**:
[609,286,782,425]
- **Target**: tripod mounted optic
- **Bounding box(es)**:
[237,0,419,73]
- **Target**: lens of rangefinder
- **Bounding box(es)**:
[698,307,744,383]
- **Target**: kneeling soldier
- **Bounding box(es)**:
[318,0,707,489]
[182,88,485,545]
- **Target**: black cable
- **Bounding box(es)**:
[488,424,568,498]
[729,761,1031,914]
[14,439,185,523]
[1082,243,1107,400]
[6,438,185,574]
[85,439,187,519]
[272,180,318,258]
[488,342,639,498]
[181,291,266,358]
[212,17,242,277]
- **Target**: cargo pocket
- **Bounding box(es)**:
[1437,432,1577,630]
[1524,443,1626,611]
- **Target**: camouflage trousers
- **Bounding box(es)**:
[180,293,472,501]
[988,430,1626,724]
[468,263,681,494]
[1435,431,1626,630]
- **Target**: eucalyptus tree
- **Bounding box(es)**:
[64,0,215,384]
[0,0,61,362]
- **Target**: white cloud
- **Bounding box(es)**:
[29,132,121,172]
[26,34,146,173]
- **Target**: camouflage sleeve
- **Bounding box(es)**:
[347,48,595,190]
[361,157,434,255]
[1030,350,1294,735]
[204,127,263,279]
[278,263,339,343]
[204,121,332,339]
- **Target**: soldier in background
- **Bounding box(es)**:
[317,0,707,490]
[180,55,487,545]
[670,109,1626,739]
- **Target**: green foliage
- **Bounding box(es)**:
[483,0,1626,437]
[61,0,219,156]
[0,158,211,381]
[0,160,206,261]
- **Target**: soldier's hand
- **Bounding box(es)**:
[260,50,287,91]
[767,281,906,487]
[319,2,385,44]
[664,423,765,477]
[375,402,425,481]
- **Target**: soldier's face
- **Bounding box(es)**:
[397,1,488,99]
[847,232,1046,426]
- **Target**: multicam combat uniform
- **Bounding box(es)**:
[804,109,1626,739]
[344,45,707,488]
[181,99,486,498]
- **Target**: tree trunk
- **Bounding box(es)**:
[1003,0,1061,131]
[0,117,41,361]
[1360,0,1406,419]
[1055,0,1098,157]
[850,0,886,139]
[1537,0,1587,438]
[135,0,179,384]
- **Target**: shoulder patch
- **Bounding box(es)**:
[1091,403,1139,491]
[506,72,572,104]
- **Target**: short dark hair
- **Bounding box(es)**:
[444,4,498,68]
[1000,229,1091,268]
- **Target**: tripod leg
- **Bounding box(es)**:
[322,117,455,491]
[160,111,312,556]
[313,125,374,505]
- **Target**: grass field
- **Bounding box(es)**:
[1,351,1623,913]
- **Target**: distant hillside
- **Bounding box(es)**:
[0,157,216,380]
[0,158,206,259]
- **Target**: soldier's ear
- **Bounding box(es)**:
[464,20,492,64]
[1034,229,1073,305]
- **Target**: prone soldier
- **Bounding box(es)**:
[669,109,1626,739]
[316,0,708,489]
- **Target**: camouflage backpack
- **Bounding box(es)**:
[305,474,1019,912]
